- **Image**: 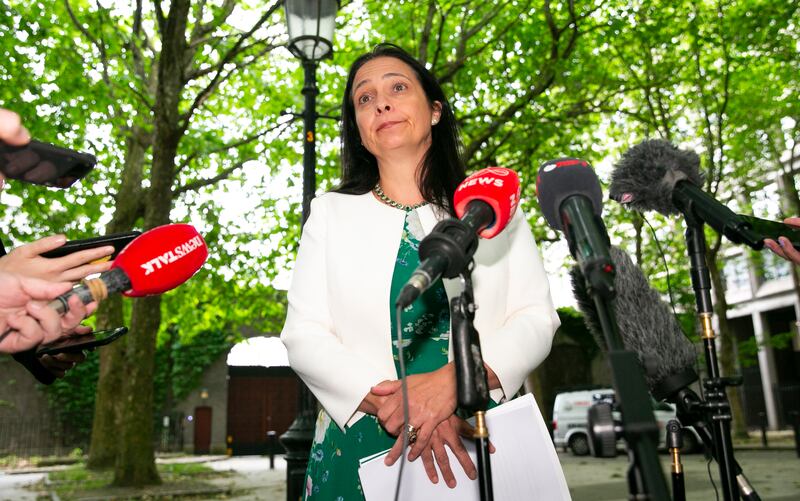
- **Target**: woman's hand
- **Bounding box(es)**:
[764,217,800,265]
[0,235,114,282]
[386,415,495,488]
[358,380,394,415]
[371,363,457,454]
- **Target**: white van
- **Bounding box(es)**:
[551,388,700,456]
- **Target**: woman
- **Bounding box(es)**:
[281,44,560,499]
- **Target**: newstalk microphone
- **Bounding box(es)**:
[48,223,208,314]
[536,158,615,298]
[395,167,520,309]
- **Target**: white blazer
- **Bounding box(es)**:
[280,191,560,429]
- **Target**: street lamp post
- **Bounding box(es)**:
[281,2,338,500]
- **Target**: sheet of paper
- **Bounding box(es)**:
[358,393,571,500]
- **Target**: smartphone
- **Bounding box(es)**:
[0,139,96,188]
[36,327,128,356]
[739,215,800,250]
[40,231,141,260]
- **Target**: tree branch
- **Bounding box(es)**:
[176,119,292,174]
[180,1,282,130]
[418,0,437,64]
[153,0,167,36]
[173,160,249,196]
[186,38,277,81]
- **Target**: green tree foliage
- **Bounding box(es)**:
[1,0,797,485]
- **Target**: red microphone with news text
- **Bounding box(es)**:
[393,166,520,501]
[395,167,520,309]
[48,223,208,315]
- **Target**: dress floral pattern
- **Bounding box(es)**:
[303,208,450,500]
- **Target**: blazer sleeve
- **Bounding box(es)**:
[479,210,560,402]
[280,196,389,430]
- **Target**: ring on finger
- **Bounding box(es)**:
[406,424,418,445]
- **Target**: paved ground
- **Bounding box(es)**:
[1,449,797,500]
[0,471,45,501]
[204,456,287,500]
[560,449,800,501]
[195,450,800,500]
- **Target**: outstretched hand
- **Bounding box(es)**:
[0,273,70,352]
[0,108,30,146]
[0,273,97,353]
[763,217,800,265]
[0,235,114,282]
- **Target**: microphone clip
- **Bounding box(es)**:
[418,218,480,280]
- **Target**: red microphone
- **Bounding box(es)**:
[395,167,521,308]
[48,223,208,314]
[454,167,520,238]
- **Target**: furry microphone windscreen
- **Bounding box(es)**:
[608,139,704,216]
[570,245,698,392]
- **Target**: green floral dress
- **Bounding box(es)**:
[303,208,451,500]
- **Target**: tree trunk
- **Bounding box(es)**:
[86,295,125,469]
[112,0,189,486]
[114,295,162,486]
[706,249,749,439]
[88,128,149,469]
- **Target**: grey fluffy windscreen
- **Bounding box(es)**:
[570,245,698,391]
[608,139,704,216]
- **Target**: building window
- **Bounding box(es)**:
[762,251,792,282]
[723,255,750,292]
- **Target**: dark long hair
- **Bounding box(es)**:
[335,43,466,214]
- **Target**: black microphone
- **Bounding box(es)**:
[395,203,494,309]
[608,139,791,250]
[571,246,761,500]
[395,167,520,309]
[536,158,615,298]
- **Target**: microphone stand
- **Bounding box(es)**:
[450,263,493,501]
[682,211,740,501]
[666,420,685,501]
[663,383,760,500]
[585,276,670,501]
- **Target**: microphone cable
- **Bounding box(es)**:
[643,215,683,329]
[393,303,412,501]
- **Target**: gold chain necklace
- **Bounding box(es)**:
[373,183,428,211]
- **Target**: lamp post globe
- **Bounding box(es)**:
[285,0,337,63]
